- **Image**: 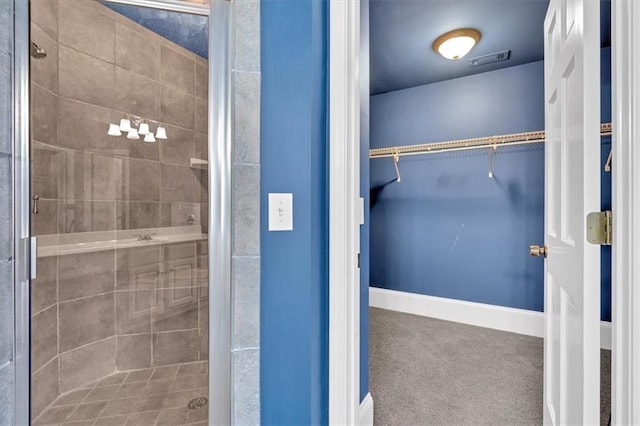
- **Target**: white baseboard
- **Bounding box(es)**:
[358,392,374,426]
[369,287,612,350]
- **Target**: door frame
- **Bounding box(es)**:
[612,1,640,423]
[328,0,640,424]
[11,0,232,423]
[13,0,31,424]
[328,0,362,424]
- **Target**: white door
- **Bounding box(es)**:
[543,0,601,424]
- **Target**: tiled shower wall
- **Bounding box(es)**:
[29,0,210,419]
[30,0,209,236]
[0,0,14,424]
[232,0,261,424]
[30,241,209,420]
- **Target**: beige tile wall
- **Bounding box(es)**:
[29,0,210,419]
[31,0,209,237]
[31,241,208,420]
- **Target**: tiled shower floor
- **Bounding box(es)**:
[33,361,209,426]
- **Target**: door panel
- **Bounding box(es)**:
[543,0,601,424]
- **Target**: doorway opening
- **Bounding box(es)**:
[366,0,612,424]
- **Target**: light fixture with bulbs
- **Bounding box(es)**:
[107,115,169,143]
[432,28,481,60]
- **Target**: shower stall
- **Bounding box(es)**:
[23,0,231,424]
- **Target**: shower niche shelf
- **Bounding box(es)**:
[190,158,208,169]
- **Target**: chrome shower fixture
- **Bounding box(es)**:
[30,42,47,59]
[107,114,168,143]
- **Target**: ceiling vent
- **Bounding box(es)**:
[469,50,511,67]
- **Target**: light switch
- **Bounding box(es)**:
[268,193,293,231]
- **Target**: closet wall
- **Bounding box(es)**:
[370,49,612,320]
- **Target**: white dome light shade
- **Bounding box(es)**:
[432,28,481,60]
[107,123,122,136]
[138,122,150,135]
[437,36,477,60]
[155,126,168,140]
[126,128,140,140]
[119,118,132,132]
[144,132,156,143]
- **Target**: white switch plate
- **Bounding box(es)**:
[268,193,293,231]
[358,197,365,225]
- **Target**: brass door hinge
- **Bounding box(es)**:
[587,210,612,245]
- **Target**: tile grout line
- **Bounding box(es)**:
[56,335,115,359]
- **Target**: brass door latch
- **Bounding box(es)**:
[529,244,547,258]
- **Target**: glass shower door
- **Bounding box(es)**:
[29,1,211,423]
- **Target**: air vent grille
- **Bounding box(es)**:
[469,50,511,67]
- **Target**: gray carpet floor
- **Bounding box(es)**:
[370,308,611,426]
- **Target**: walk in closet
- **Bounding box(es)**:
[366,0,613,424]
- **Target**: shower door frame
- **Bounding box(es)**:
[11,0,233,424]
[13,0,31,424]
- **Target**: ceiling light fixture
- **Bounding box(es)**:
[432,28,481,60]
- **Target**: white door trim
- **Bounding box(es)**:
[612,1,640,423]
[329,0,362,423]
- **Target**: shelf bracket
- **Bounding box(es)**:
[393,149,401,182]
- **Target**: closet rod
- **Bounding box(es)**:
[369,122,613,159]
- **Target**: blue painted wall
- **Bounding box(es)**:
[360,0,371,403]
[370,50,612,321]
[102,2,208,58]
[260,0,329,424]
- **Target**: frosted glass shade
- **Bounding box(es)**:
[126,128,140,140]
[144,132,156,143]
[107,123,122,136]
[155,126,168,139]
[138,122,150,135]
[119,118,131,132]
[437,36,477,60]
